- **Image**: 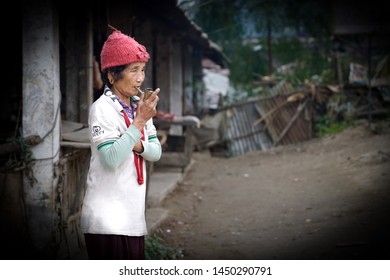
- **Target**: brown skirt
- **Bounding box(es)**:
[84,233,145,260]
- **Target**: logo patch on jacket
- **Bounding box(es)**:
[92,126,104,137]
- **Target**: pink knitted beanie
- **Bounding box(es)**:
[100,25,150,71]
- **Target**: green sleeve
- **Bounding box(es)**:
[97,125,162,169]
[97,125,142,170]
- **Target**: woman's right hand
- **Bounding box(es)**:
[132,88,160,131]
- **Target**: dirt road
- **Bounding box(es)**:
[155,122,390,260]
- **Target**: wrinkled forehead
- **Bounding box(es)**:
[126,62,147,69]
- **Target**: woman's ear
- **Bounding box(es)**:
[107,71,114,85]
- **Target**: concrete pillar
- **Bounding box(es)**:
[22,0,61,259]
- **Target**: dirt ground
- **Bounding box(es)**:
[155,121,390,260]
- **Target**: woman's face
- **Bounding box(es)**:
[110,62,146,100]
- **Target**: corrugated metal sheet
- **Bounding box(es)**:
[221,82,313,157]
[225,102,272,157]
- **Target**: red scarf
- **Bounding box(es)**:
[122,110,144,185]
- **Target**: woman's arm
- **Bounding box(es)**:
[97,125,142,170]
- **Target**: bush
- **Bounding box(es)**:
[145,234,183,260]
[314,115,355,137]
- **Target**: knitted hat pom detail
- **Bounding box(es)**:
[100,26,150,71]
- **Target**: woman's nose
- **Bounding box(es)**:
[135,71,144,81]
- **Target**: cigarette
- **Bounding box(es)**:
[136,87,144,94]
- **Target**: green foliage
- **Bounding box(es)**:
[145,234,183,260]
[193,0,244,43]
[228,42,267,91]
[270,36,336,85]
[191,0,264,90]
[187,0,334,92]
[314,115,355,137]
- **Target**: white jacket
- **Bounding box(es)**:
[81,90,160,236]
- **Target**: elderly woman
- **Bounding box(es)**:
[80,26,161,260]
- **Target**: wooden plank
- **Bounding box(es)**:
[274,99,309,147]
[61,120,84,133]
[62,127,89,143]
[60,141,90,149]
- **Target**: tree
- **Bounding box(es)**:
[180,0,333,91]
